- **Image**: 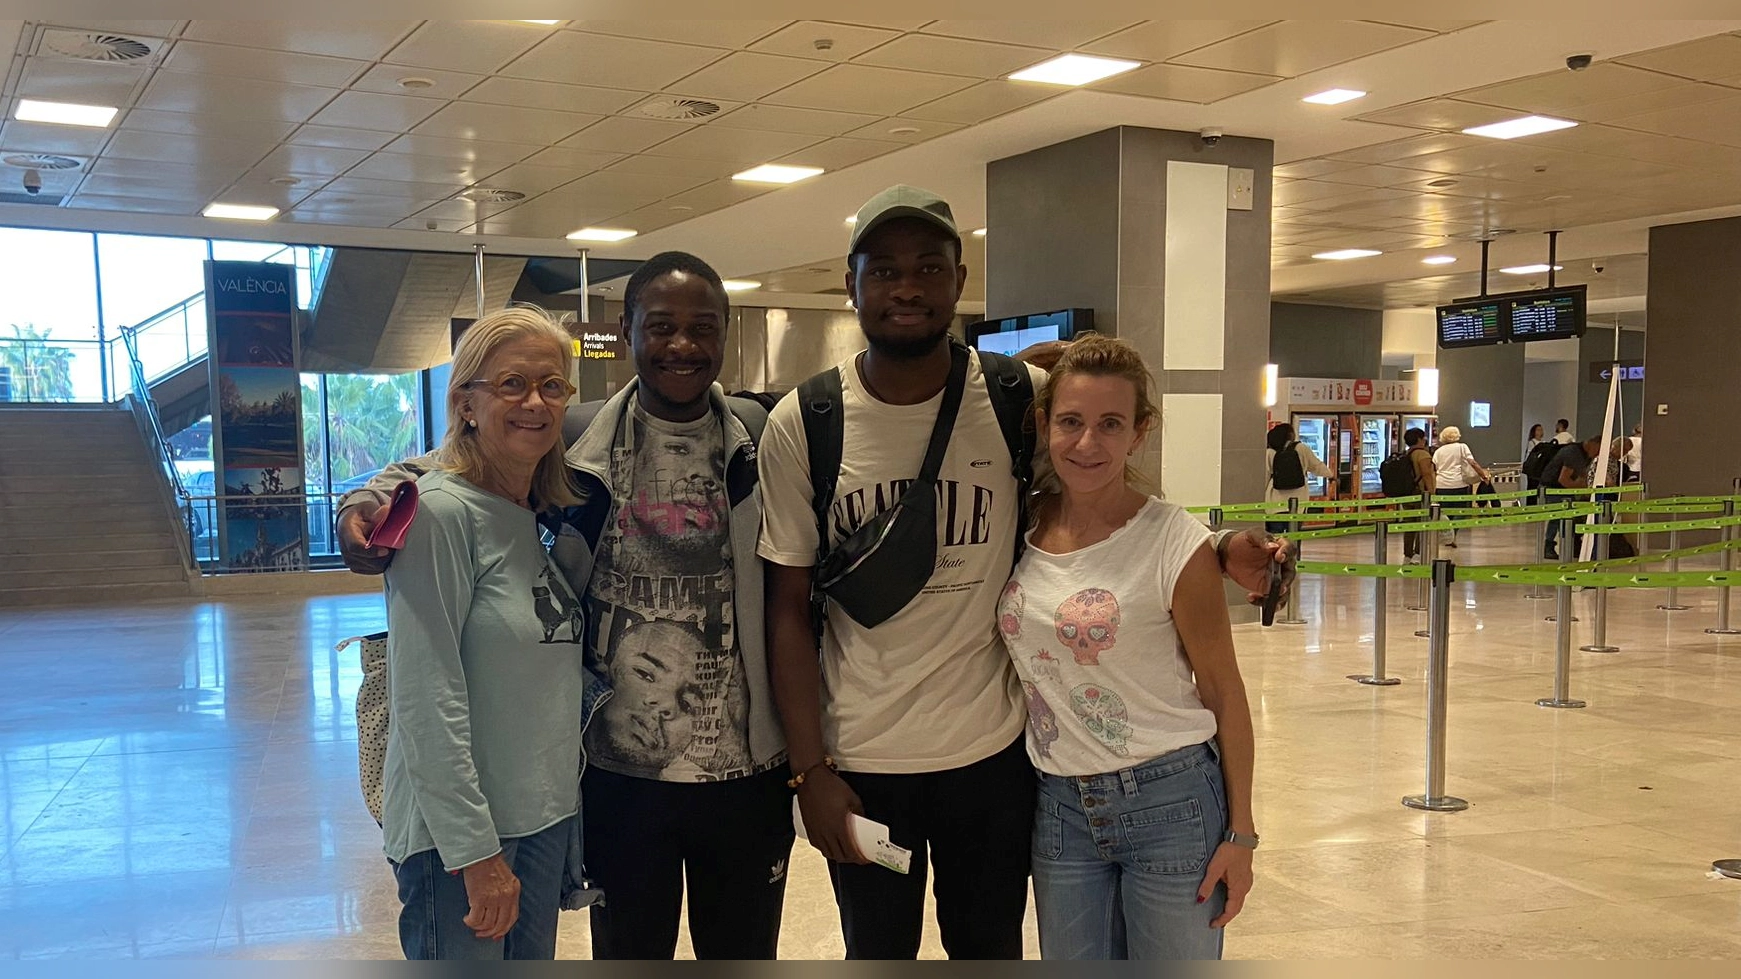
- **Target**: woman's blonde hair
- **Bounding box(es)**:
[433,304,579,511]
[1030,334,1160,515]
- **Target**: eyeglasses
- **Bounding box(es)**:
[465,371,577,405]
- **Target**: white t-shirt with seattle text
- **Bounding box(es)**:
[757,352,1045,774]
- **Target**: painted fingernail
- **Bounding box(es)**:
[1196,895,1206,904]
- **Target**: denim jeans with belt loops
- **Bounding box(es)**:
[1031,741,1229,960]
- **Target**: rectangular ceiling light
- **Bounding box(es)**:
[721,280,761,292]
[1008,53,1141,86]
[1302,88,1366,105]
[203,203,279,221]
[1500,263,1564,274]
[971,228,987,237]
[1312,248,1382,260]
[1421,255,1458,265]
[732,164,823,184]
[1462,115,1577,139]
[566,227,637,242]
[14,98,118,128]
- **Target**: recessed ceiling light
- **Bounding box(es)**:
[732,164,824,184]
[396,76,437,90]
[269,176,300,187]
[1008,53,1141,87]
[1422,255,1458,265]
[1312,248,1382,260]
[14,98,118,128]
[887,125,922,135]
[972,228,987,237]
[1427,178,1459,188]
[1302,88,1366,105]
[1500,264,1564,274]
[203,203,279,221]
[1462,115,1578,139]
[668,204,694,212]
[518,20,560,25]
[566,227,637,242]
[721,280,761,292]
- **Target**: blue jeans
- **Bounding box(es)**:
[391,816,572,960]
[1032,743,1229,960]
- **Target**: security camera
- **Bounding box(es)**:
[1199,127,1223,146]
[1592,263,1605,274]
[21,169,42,195]
[1566,53,1593,71]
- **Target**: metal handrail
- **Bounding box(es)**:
[120,324,199,570]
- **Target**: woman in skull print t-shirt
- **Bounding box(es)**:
[995,335,1257,961]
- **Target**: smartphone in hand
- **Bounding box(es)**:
[1261,559,1285,627]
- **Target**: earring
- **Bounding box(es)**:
[468,419,477,428]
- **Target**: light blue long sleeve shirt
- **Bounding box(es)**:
[381,470,587,871]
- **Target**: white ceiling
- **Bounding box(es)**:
[0,19,1739,315]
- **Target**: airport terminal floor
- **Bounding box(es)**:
[1,524,1737,960]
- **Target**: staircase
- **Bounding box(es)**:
[0,406,196,607]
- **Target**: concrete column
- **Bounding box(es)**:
[1643,216,1741,498]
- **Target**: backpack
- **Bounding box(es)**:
[1270,441,1307,490]
[1379,448,1421,498]
[800,347,1035,570]
[1521,439,1562,481]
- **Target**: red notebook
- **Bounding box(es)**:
[366,481,419,550]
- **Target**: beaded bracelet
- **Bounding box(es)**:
[786,755,837,789]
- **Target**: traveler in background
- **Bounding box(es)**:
[1525,423,1544,460]
[998,335,1255,960]
[1623,423,1643,482]
[1401,427,1435,561]
[379,307,592,960]
[1431,426,1489,548]
[1553,418,1575,444]
[1541,435,1601,560]
[1264,423,1333,534]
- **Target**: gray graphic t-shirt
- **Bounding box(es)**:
[584,402,755,782]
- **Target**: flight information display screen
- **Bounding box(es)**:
[1505,287,1586,341]
[1436,300,1505,348]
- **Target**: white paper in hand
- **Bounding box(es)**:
[791,798,912,874]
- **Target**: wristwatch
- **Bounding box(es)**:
[1223,829,1260,850]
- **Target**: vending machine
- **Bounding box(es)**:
[1273,377,1438,502]
[1358,415,1394,497]
[1290,414,1340,501]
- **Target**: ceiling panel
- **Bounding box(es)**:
[450,77,638,118]
[918,20,1137,49]
[778,136,903,172]
[1617,34,1741,85]
[381,134,540,166]
[412,102,600,145]
[655,177,777,214]
[1096,63,1279,103]
[285,124,397,151]
[559,117,693,155]
[220,176,322,210]
[252,144,373,178]
[585,202,697,236]
[304,90,444,133]
[1353,98,1525,132]
[1607,93,1741,147]
[383,20,548,74]
[1527,123,1741,171]
[321,175,469,200]
[640,125,821,165]
[69,193,199,215]
[665,51,830,102]
[603,154,742,180]
[1273,158,1364,179]
[471,205,594,239]
[1080,21,1275,63]
[851,34,1051,79]
[518,145,628,172]
[0,119,113,156]
[80,164,234,197]
[750,21,898,62]
[502,31,723,90]
[138,71,338,122]
[349,63,483,101]
[161,39,367,88]
[342,154,492,186]
[1172,20,1434,78]
[405,197,520,224]
[902,80,1061,124]
[1365,20,1486,33]
[576,21,790,49]
[103,130,272,168]
[762,64,976,116]
[1323,132,1483,165]
[846,116,963,143]
[1461,63,1688,112]
[179,21,415,61]
[123,108,297,143]
[16,58,148,106]
[710,103,882,136]
[469,164,586,196]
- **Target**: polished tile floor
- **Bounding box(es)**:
[1,525,1739,959]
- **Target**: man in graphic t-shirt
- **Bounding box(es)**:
[757,186,1291,960]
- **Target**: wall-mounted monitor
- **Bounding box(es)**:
[1504,285,1586,342]
[1436,300,1505,349]
[968,307,1093,356]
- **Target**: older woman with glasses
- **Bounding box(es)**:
[380,305,600,960]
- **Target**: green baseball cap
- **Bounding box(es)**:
[848,184,960,255]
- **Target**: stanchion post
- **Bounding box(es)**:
[1658,528,1689,611]
[1350,521,1400,686]
[1403,558,1467,812]
[1581,500,1620,652]
[1707,497,1739,636]
[1546,515,1580,622]
[1537,581,1587,709]
[1277,497,1307,625]
[1410,502,1437,634]
[1525,485,1552,600]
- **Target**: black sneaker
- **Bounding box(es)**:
[1543,549,1558,561]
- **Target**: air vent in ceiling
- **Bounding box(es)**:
[0,191,65,206]
[1450,228,1517,241]
[40,29,158,62]
[2,153,82,171]
[456,188,526,203]
[637,98,721,120]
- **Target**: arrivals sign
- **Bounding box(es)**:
[1590,361,1644,383]
[1283,377,1416,409]
[205,260,306,573]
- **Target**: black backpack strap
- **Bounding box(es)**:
[561,399,607,446]
[797,368,844,563]
[976,349,1036,563]
[724,395,768,445]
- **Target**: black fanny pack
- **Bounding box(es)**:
[802,343,968,629]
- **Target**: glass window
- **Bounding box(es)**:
[98,233,211,388]
[0,228,103,401]
[300,372,422,557]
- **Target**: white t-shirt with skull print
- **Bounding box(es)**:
[996,496,1218,777]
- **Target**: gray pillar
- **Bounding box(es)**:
[1644,216,1741,501]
